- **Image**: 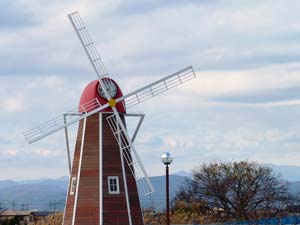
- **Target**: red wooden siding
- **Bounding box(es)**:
[63,113,144,225]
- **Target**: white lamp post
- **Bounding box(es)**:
[161,152,173,225]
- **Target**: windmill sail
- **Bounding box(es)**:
[106,113,154,196]
[24,98,109,144]
[68,12,155,197]
[68,11,108,79]
[118,66,196,108]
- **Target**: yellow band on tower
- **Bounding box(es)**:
[108,99,117,107]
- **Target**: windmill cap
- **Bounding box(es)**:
[78,78,126,113]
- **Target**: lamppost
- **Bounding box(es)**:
[161,152,173,225]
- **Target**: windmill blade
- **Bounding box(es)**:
[69,12,153,193]
[24,98,109,144]
[116,66,196,108]
[69,11,116,100]
[68,11,108,79]
[106,112,154,196]
[103,66,196,195]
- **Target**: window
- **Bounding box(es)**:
[108,176,120,194]
[70,177,77,195]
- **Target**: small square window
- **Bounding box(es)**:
[108,176,120,194]
[70,177,77,195]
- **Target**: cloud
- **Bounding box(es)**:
[114,0,217,15]
[199,99,300,108]
[2,60,300,177]
[0,92,25,113]
[1,0,300,179]
[0,1,37,29]
[5,149,18,156]
[28,76,65,89]
[1,0,300,79]
[213,86,300,105]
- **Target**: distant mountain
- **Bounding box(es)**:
[1,165,300,211]
[17,177,69,189]
[287,181,300,195]
[0,178,67,211]
[0,175,188,211]
[172,165,300,182]
[0,180,17,189]
[264,164,300,182]
[172,170,193,178]
[139,175,189,210]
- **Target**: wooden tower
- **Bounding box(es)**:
[62,80,144,225]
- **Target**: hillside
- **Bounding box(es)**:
[1,168,299,211]
[0,175,188,211]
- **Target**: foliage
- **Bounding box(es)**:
[35,212,63,225]
[143,209,166,225]
[174,161,288,221]
[2,216,21,225]
[171,201,212,224]
[143,206,212,225]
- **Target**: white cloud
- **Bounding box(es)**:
[28,76,65,88]
[194,63,300,97]
[1,0,300,179]
[1,92,25,113]
[5,149,18,156]
[189,99,300,109]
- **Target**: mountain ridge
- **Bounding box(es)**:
[1,164,300,211]
[0,175,187,211]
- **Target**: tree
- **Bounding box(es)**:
[174,161,288,221]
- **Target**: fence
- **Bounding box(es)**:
[225,215,300,225]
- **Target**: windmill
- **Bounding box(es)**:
[24,11,196,225]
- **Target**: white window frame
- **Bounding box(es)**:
[70,176,77,195]
[108,176,120,194]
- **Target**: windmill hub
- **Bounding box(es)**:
[108,98,117,107]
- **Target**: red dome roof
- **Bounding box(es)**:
[78,78,126,113]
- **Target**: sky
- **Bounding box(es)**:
[1,0,300,180]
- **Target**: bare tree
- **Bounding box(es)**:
[175,161,288,221]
